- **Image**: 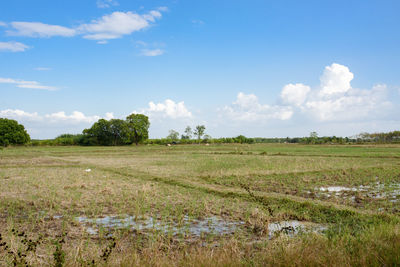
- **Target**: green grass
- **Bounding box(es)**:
[0,144,399,266]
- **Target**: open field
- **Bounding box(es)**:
[1,144,400,266]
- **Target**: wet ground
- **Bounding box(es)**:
[75,215,245,237]
[312,182,400,204]
[70,214,328,240]
[267,220,327,239]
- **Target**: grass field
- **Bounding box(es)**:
[1,144,400,266]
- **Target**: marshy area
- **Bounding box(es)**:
[0,144,400,266]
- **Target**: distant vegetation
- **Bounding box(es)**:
[29,113,150,146]
[1,115,399,146]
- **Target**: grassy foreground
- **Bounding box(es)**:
[0,144,400,266]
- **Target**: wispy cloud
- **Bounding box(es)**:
[0,41,30,52]
[78,10,163,42]
[192,19,205,25]
[96,0,119,9]
[34,67,51,71]
[8,22,76,37]
[157,7,169,12]
[5,9,166,43]
[0,77,58,91]
[141,48,164,56]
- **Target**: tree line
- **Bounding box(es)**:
[1,116,400,146]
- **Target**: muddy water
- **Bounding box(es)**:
[75,214,328,240]
[76,215,245,237]
[268,220,327,238]
[315,182,400,203]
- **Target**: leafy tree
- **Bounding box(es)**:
[109,119,130,145]
[167,129,179,140]
[83,119,113,146]
[126,113,150,145]
[0,118,30,146]
[181,126,192,139]
[307,131,318,144]
[194,125,206,142]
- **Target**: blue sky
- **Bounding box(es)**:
[1,0,399,139]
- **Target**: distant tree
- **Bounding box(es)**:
[109,119,130,145]
[234,135,254,144]
[203,134,212,141]
[307,131,318,144]
[194,125,206,141]
[167,129,179,140]
[126,113,150,145]
[310,131,318,138]
[0,118,30,146]
[181,126,192,139]
[235,135,247,144]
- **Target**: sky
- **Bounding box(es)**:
[1,0,399,139]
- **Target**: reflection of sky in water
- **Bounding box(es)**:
[268,220,327,239]
[316,182,400,202]
[76,215,245,237]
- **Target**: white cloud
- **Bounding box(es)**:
[5,9,165,43]
[138,99,192,119]
[0,109,41,121]
[141,48,164,56]
[222,92,293,121]
[97,0,119,8]
[45,111,100,123]
[0,22,7,27]
[280,83,310,106]
[8,22,76,37]
[0,109,111,124]
[319,63,354,96]
[305,84,391,121]
[104,112,114,120]
[219,63,393,126]
[0,41,29,52]
[0,77,58,91]
[78,10,162,41]
[0,109,114,138]
[277,63,393,122]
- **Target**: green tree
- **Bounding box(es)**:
[0,118,30,146]
[126,113,150,145]
[83,119,113,145]
[181,126,192,139]
[109,119,130,145]
[167,129,179,140]
[194,125,206,142]
[308,131,318,144]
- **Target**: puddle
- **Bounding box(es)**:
[314,182,400,203]
[76,215,245,237]
[319,186,358,192]
[268,220,327,239]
